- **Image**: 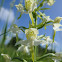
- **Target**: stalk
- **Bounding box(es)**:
[29,13,34,26]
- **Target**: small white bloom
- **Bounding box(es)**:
[52,52,62,62]
[15,40,29,46]
[39,12,52,22]
[9,24,21,34]
[53,23,62,31]
[15,0,37,13]
[15,4,24,13]
[1,53,11,62]
[41,36,53,45]
[53,59,60,62]
[17,45,30,54]
[54,17,62,23]
[47,0,55,6]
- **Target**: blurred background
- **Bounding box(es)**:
[0,0,62,62]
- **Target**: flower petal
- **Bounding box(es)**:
[15,40,29,46]
[34,40,42,46]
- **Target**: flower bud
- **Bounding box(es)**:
[15,4,24,13]
[54,17,62,23]
[47,0,55,6]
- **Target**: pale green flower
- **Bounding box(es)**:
[47,0,55,6]
[25,28,38,40]
[53,23,62,31]
[15,4,24,13]
[9,24,21,34]
[52,52,62,62]
[17,45,30,54]
[53,17,62,31]
[54,17,62,23]
[1,54,12,62]
[41,36,53,45]
[15,28,54,54]
[39,12,52,22]
[15,39,42,54]
[15,0,37,13]
[25,0,37,12]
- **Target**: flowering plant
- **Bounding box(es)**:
[1,0,62,62]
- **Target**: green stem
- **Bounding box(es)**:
[53,30,56,42]
[16,33,18,42]
[34,46,37,61]
[45,44,48,54]
[30,42,35,62]
[29,13,34,26]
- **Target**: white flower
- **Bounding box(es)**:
[15,0,37,13]
[53,59,60,62]
[53,23,62,31]
[52,52,62,62]
[9,24,21,34]
[41,36,53,45]
[17,45,30,54]
[15,4,24,13]
[15,28,55,54]
[53,17,62,31]
[39,12,52,22]
[47,0,55,6]
[25,0,37,12]
[15,39,42,54]
[54,17,62,23]
[25,28,38,40]
[15,39,42,46]
[1,53,11,62]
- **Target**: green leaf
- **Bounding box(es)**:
[19,26,28,30]
[32,11,37,26]
[17,13,22,20]
[37,53,55,61]
[12,57,24,61]
[37,21,53,29]
[39,8,50,10]
[19,26,28,33]
[37,0,45,10]
[12,57,27,62]
[1,21,8,46]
